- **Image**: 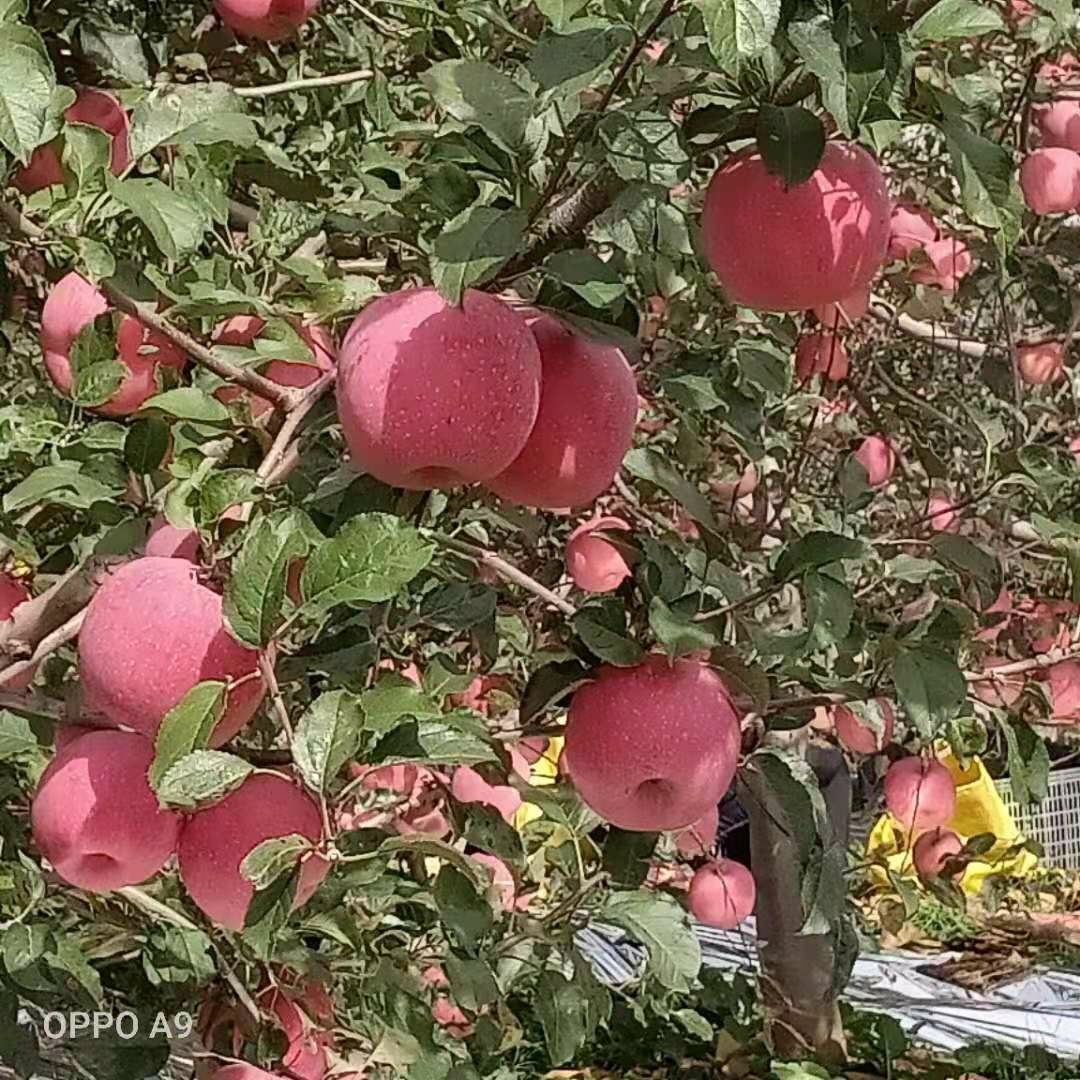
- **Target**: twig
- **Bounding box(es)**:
[526,0,678,229]
[868,295,989,359]
[431,533,578,617]
[0,690,73,723]
[259,653,294,744]
[693,580,790,622]
[234,69,374,98]
[965,645,1080,682]
[99,281,294,411]
[256,370,337,486]
[0,610,87,689]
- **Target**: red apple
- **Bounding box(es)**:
[794,331,850,382]
[564,655,740,831]
[1034,99,1080,152]
[883,756,956,833]
[912,827,964,879]
[687,859,756,929]
[486,312,638,508]
[702,142,891,312]
[888,202,939,260]
[674,805,719,858]
[812,284,871,329]
[336,288,541,490]
[833,698,894,755]
[215,0,319,40]
[565,515,632,593]
[854,434,896,488]
[1016,340,1065,385]
[1020,148,1080,214]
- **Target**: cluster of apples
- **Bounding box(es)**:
[1021,53,1080,216]
[29,558,328,929]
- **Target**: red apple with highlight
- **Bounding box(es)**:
[215,0,319,40]
[687,859,756,929]
[883,756,956,833]
[1020,148,1080,214]
[565,515,632,594]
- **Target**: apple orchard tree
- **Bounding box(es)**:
[0,0,1079,1077]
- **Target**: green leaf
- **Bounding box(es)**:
[536,970,589,1065]
[68,317,126,408]
[124,418,171,473]
[750,748,827,866]
[774,531,864,581]
[240,833,314,891]
[529,27,628,95]
[623,448,717,530]
[128,82,256,159]
[62,123,111,197]
[574,600,643,666]
[434,865,493,952]
[756,105,826,187]
[601,891,701,992]
[149,681,225,790]
[931,533,1002,608]
[372,713,498,767]
[1001,717,1050,805]
[431,205,528,306]
[3,463,119,513]
[535,0,588,29]
[293,690,365,794]
[361,676,442,732]
[422,60,532,153]
[913,0,1003,40]
[224,509,313,648]
[544,250,627,309]
[300,513,433,616]
[78,24,151,84]
[804,570,853,649]
[0,24,55,163]
[519,659,591,725]
[698,0,781,73]
[894,647,967,739]
[648,596,716,659]
[599,113,687,187]
[0,711,36,759]
[141,387,230,422]
[445,957,500,1010]
[156,750,253,810]
[108,176,210,260]
[940,112,1019,231]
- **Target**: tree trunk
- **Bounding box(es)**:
[743,739,849,1064]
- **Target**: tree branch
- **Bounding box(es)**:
[965,645,1080,682]
[256,370,337,487]
[234,69,374,98]
[431,533,578,616]
[868,295,989,359]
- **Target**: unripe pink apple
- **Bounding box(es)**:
[145,515,202,560]
[1034,99,1080,152]
[78,557,265,746]
[794,331,849,382]
[431,997,473,1039]
[674,805,719,858]
[927,493,959,532]
[1049,660,1080,720]
[888,202,939,260]
[31,730,181,892]
[565,655,740,831]
[1004,0,1034,26]
[1020,148,1080,214]
[912,827,964,879]
[1016,340,1065,385]
[1038,51,1080,86]
[215,0,319,40]
[833,699,894,755]
[1069,435,1080,464]
[450,766,522,823]
[0,573,35,690]
[812,284,871,329]
[485,312,638,508]
[213,316,335,420]
[711,463,758,504]
[267,990,329,1080]
[13,89,131,195]
[883,756,956,833]
[565,515,632,593]
[207,1067,277,1080]
[687,859,756,929]
[702,142,890,312]
[854,434,896,488]
[40,272,187,417]
[908,236,972,292]
[178,773,328,930]
[336,288,541,490]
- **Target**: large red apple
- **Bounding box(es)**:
[702,142,891,311]
[1020,148,1080,214]
[213,315,335,420]
[883,756,956,833]
[13,89,131,195]
[564,655,740,830]
[40,272,187,417]
[178,773,328,930]
[485,312,638,507]
[336,288,541,490]
[1034,99,1080,152]
[78,557,265,745]
[912,827,964,879]
[31,730,181,892]
[687,859,756,929]
[215,0,319,40]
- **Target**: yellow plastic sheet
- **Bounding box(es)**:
[866,751,1037,894]
[513,735,564,832]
